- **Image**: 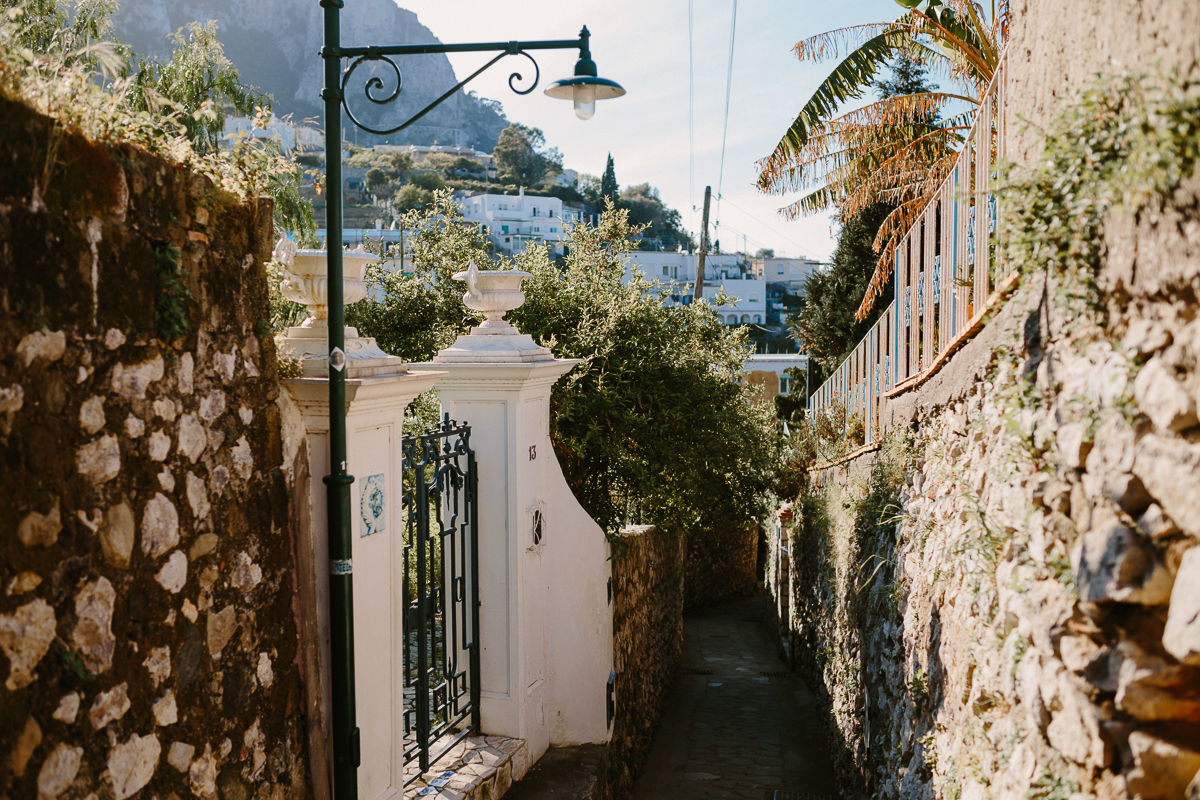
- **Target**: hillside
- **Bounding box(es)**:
[111,0,509,149]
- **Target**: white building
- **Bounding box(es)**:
[761,257,822,295]
[459,189,583,257]
[622,253,767,325]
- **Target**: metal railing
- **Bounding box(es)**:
[810,51,1009,447]
[402,416,481,781]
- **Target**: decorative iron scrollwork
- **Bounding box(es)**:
[507,50,540,95]
[340,47,543,137]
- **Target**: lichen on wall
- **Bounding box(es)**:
[0,96,309,799]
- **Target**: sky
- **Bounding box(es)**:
[398,0,899,261]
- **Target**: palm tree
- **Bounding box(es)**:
[756,0,1008,318]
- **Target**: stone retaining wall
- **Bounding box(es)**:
[0,96,309,800]
[684,524,760,610]
[770,81,1200,800]
[607,525,685,800]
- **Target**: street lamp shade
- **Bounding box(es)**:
[544,32,625,120]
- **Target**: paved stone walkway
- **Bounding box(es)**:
[630,596,838,800]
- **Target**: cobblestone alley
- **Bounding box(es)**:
[631,596,837,799]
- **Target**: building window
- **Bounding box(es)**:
[533,207,539,216]
[777,266,785,275]
[750,294,760,302]
[662,266,669,276]
[672,266,678,278]
[502,225,509,233]
[741,314,750,323]
[780,376,790,395]
[754,315,762,324]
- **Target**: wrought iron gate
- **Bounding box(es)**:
[401,416,480,780]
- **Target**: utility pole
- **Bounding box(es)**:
[693,185,711,302]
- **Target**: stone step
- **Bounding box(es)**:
[503,745,609,800]
[406,735,530,800]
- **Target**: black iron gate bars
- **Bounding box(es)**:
[401,415,481,781]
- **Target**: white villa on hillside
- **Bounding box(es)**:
[623,253,768,325]
[459,190,584,257]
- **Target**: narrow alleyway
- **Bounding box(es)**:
[631,596,837,800]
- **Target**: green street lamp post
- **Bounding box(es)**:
[317,3,623,797]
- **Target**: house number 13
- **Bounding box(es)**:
[529,445,536,461]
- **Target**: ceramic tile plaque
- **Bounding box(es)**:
[360,473,386,536]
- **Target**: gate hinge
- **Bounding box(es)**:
[606,670,615,729]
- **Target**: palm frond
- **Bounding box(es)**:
[759,31,900,184]
[758,91,970,194]
[792,24,896,62]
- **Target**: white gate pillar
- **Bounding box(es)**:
[275,241,446,800]
[413,265,613,763]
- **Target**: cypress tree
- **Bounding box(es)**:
[600,153,618,204]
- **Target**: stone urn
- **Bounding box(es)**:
[455,261,530,335]
[432,260,552,363]
[273,237,405,377]
[276,237,375,325]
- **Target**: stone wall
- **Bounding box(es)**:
[607,525,685,800]
[0,96,309,800]
[1006,0,1200,168]
[766,4,1200,797]
[684,524,760,610]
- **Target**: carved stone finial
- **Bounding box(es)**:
[272,236,297,269]
[463,260,481,305]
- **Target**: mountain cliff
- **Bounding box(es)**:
[111,0,508,149]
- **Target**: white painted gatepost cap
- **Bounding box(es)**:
[432,261,554,363]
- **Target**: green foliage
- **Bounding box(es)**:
[509,207,778,534]
[347,194,779,536]
[1025,769,1079,800]
[492,122,562,185]
[785,56,941,372]
[999,67,1200,327]
[407,171,447,192]
[600,153,618,204]
[129,20,269,153]
[619,183,693,251]
[364,167,387,191]
[346,148,412,177]
[154,243,190,341]
[393,183,435,212]
[0,3,300,206]
[1,0,128,71]
[346,190,490,361]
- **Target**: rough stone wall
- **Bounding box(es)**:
[763,6,1200,800]
[1007,0,1200,168]
[776,152,1200,800]
[607,525,685,800]
[684,524,760,610]
[0,97,309,800]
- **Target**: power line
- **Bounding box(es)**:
[690,28,698,237]
[714,0,738,248]
[718,195,828,261]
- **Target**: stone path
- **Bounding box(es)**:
[630,596,838,800]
